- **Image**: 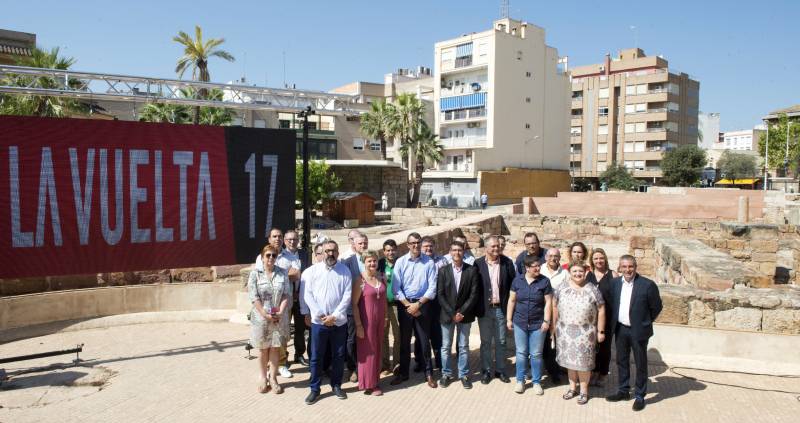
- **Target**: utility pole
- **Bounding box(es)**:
[298,106,315,265]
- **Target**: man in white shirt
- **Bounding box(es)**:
[300,240,352,405]
[338,229,363,261]
[443,235,475,265]
[538,247,567,383]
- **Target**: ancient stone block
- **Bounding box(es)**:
[48,274,101,291]
[630,236,655,250]
[688,300,715,327]
[726,239,746,250]
[674,220,689,229]
[750,240,779,253]
[0,278,48,296]
[605,219,622,227]
[656,291,689,324]
[762,309,800,334]
[714,307,762,331]
[748,225,779,240]
[171,267,214,282]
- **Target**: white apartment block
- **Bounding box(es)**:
[718,129,758,151]
[424,18,570,207]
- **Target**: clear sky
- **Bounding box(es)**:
[2,0,798,131]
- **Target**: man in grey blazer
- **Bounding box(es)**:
[606,255,663,411]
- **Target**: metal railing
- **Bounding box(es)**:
[440,135,487,149]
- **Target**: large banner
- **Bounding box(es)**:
[0,116,295,278]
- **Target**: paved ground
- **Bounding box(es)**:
[1,321,798,423]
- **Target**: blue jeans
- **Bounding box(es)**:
[309,323,347,393]
[440,321,472,378]
[513,324,546,384]
[478,306,507,373]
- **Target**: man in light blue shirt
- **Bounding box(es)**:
[300,240,352,404]
[390,232,439,388]
[443,235,476,265]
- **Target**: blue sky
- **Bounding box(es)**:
[3,0,798,131]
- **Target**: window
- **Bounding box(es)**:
[624,142,634,153]
[598,88,609,99]
[526,71,532,77]
[635,103,646,113]
[598,107,609,117]
[636,84,647,95]
[369,140,381,151]
[635,122,646,133]
[570,126,582,135]
[598,124,609,135]
[353,138,365,151]
[625,85,636,96]
[635,142,645,152]
[571,109,583,117]
[477,41,489,58]
[625,123,635,133]
[525,123,531,129]
[666,122,679,132]
[625,104,635,114]
[598,143,608,153]
[624,160,634,169]
[525,97,531,103]
[597,162,607,172]
[296,139,337,160]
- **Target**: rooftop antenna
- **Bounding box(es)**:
[500,0,509,18]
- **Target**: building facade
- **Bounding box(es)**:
[570,48,700,185]
[698,111,720,150]
[0,29,35,65]
[426,18,570,207]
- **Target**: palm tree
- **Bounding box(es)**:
[360,99,395,160]
[173,25,235,124]
[0,47,86,117]
[199,88,234,126]
[391,93,426,199]
[138,102,191,123]
[400,121,443,206]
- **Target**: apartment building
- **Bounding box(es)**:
[0,29,35,65]
[705,127,764,169]
[570,48,699,184]
[426,18,570,207]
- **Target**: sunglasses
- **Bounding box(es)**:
[264,253,277,258]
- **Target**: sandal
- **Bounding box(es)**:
[577,393,589,405]
[258,379,271,394]
[562,389,578,400]
[271,379,283,394]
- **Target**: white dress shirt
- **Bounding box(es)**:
[618,276,635,326]
[541,265,568,289]
[299,261,352,327]
[452,263,463,294]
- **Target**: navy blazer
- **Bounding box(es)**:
[437,262,480,324]
[474,255,516,318]
[608,274,663,341]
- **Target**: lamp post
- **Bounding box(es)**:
[786,121,793,177]
[764,121,769,191]
[298,106,315,265]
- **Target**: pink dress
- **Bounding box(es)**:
[357,277,386,391]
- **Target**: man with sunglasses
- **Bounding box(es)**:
[300,240,352,405]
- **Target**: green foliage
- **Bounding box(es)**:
[572,177,594,192]
[360,99,395,160]
[717,151,758,181]
[599,162,641,191]
[0,47,87,117]
[661,144,707,186]
[295,160,341,210]
[138,88,233,125]
[400,122,443,206]
[758,113,800,170]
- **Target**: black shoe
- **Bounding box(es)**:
[461,377,473,389]
[632,397,645,411]
[606,391,631,402]
[333,386,347,400]
[495,372,510,383]
[305,391,320,405]
[413,363,424,373]
[439,376,452,388]
[390,375,409,386]
[480,371,492,385]
[295,356,310,366]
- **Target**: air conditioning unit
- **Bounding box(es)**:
[599,65,605,71]
[471,83,481,91]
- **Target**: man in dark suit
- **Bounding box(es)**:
[342,233,368,383]
[437,241,480,389]
[474,235,516,384]
[606,255,663,411]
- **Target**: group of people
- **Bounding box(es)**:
[246,228,663,411]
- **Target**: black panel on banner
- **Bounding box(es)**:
[224,127,296,263]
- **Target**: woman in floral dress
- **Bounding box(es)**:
[552,261,606,405]
[248,245,291,394]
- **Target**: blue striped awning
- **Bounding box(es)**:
[440,92,487,112]
[455,42,473,57]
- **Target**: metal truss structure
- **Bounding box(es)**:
[0,65,361,116]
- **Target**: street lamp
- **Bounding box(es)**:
[298,106,315,264]
[785,121,793,177]
[764,120,769,191]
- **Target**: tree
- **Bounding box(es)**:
[399,122,443,206]
[138,88,232,125]
[390,93,426,204]
[0,47,87,117]
[599,162,640,191]
[360,99,395,160]
[296,160,341,210]
[173,25,235,124]
[661,144,707,186]
[717,151,758,182]
[758,113,800,172]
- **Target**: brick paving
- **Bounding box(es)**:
[1,321,798,423]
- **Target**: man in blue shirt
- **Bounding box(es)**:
[390,232,439,389]
[514,232,546,275]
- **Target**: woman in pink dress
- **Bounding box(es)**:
[352,250,387,396]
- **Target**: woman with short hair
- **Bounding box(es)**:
[552,261,606,405]
[352,250,387,396]
[248,245,292,394]
[562,242,590,270]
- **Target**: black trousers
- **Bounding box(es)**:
[414,300,442,369]
[614,323,649,398]
[398,301,433,377]
[595,324,613,375]
[346,314,357,372]
[291,299,310,359]
[543,331,561,378]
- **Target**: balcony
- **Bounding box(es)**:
[439,135,487,149]
[423,164,476,179]
[441,107,487,123]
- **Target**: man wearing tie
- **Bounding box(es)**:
[605,255,663,411]
[437,241,480,389]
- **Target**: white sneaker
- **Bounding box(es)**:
[514,382,525,394]
[533,383,544,395]
[278,366,293,378]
